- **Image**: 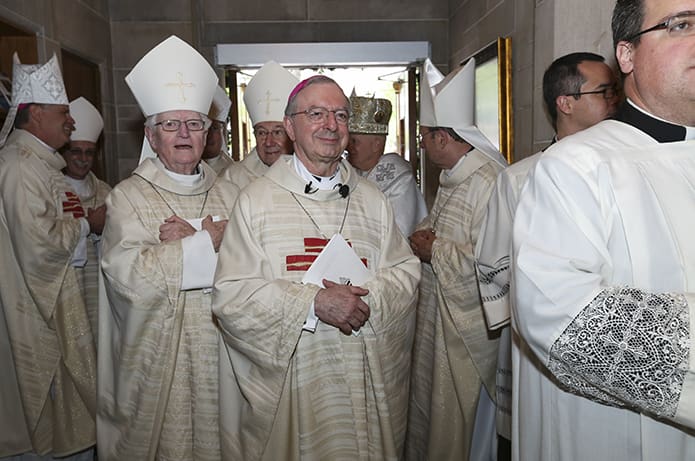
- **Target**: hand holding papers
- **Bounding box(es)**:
[303,234,373,335]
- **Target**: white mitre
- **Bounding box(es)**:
[125,35,218,163]
[419,58,507,166]
[243,60,298,125]
[0,53,69,147]
[69,97,103,143]
[207,85,231,155]
[209,85,231,123]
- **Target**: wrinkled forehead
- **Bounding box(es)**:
[154,109,203,121]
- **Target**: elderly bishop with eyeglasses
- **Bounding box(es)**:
[511,0,695,460]
[213,75,420,460]
[98,36,239,461]
[221,60,298,189]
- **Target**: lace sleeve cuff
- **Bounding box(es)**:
[548,286,690,420]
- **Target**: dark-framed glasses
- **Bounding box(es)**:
[289,107,350,125]
[417,129,438,145]
[254,128,287,140]
[566,86,619,100]
[628,11,695,40]
[154,119,210,132]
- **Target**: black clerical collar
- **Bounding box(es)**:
[541,135,558,152]
[612,101,686,143]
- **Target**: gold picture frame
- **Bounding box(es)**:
[467,37,513,163]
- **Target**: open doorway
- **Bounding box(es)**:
[215,41,429,193]
[231,65,411,162]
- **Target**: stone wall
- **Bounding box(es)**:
[0,0,116,182]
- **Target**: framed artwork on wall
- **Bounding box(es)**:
[466,37,513,163]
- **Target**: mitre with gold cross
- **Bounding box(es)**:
[126,35,218,118]
[243,60,298,127]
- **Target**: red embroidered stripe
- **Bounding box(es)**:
[304,237,329,253]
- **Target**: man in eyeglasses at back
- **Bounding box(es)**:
[61,97,111,337]
[214,75,420,460]
[511,0,695,459]
[201,86,234,175]
[222,60,298,190]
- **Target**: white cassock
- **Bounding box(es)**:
[475,152,541,442]
[513,119,695,461]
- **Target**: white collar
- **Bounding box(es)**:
[292,154,342,190]
[157,158,203,186]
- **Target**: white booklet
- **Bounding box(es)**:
[302,234,372,335]
[185,215,223,230]
[302,233,372,288]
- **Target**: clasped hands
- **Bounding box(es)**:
[409,228,436,263]
[159,214,228,251]
[314,279,370,336]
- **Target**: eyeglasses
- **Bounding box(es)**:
[417,130,438,145]
[154,119,210,132]
[566,86,619,100]
[254,128,287,140]
[627,11,695,41]
[289,107,350,125]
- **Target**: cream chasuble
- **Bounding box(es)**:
[220,147,269,190]
[406,148,503,461]
[98,158,239,461]
[0,129,96,457]
[204,152,233,175]
[513,120,695,461]
[213,156,420,461]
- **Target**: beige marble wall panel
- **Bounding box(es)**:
[531,0,555,150]
[512,0,538,159]
[555,0,615,65]
[450,1,514,65]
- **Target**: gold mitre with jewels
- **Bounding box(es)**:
[348,93,392,135]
